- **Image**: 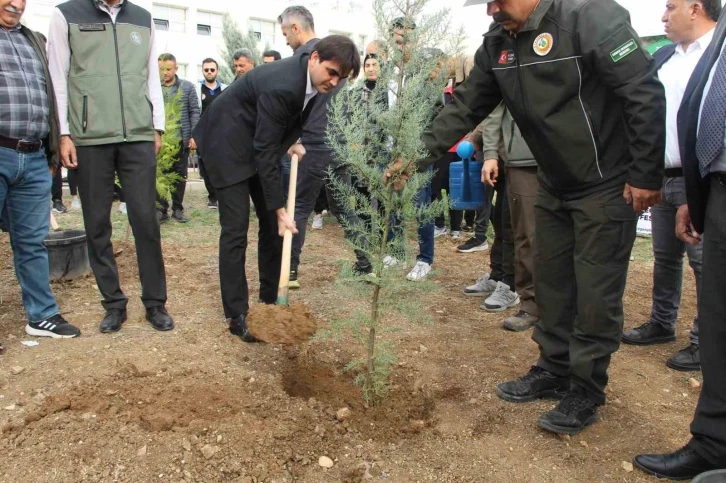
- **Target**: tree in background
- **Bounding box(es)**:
[325,0,464,404]
[219,13,263,84]
[156,91,183,205]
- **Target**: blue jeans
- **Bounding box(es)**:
[649,176,701,345]
[0,146,59,323]
[389,172,434,265]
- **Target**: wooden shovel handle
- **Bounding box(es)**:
[277,154,299,299]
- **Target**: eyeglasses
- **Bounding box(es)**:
[203,68,217,73]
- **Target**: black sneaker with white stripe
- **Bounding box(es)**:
[26,314,81,339]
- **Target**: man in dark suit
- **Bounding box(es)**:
[634,5,726,479]
[622,0,720,372]
[192,35,360,342]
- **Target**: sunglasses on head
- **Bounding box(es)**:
[204,68,217,73]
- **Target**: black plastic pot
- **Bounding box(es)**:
[44,229,90,281]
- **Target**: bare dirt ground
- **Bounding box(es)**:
[0,193,700,482]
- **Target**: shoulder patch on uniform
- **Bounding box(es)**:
[610,39,638,63]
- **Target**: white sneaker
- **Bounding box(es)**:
[118,202,127,215]
[463,273,498,297]
[312,213,323,230]
[383,255,401,268]
[481,281,520,312]
[71,196,81,210]
[406,261,431,281]
[434,226,448,238]
[451,230,462,240]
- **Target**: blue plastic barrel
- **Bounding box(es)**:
[450,141,486,210]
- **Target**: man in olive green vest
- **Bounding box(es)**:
[48,0,174,333]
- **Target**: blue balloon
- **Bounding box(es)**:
[456,140,475,159]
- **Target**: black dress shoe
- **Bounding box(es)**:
[537,392,599,435]
[667,343,701,372]
[622,321,676,345]
[496,366,568,403]
[100,308,127,333]
[634,444,718,480]
[145,306,174,331]
[172,209,188,223]
[229,315,258,343]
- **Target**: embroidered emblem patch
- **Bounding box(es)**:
[498,50,516,65]
[610,39,638,63]
[533,33,554,56]
[130,31,142,45]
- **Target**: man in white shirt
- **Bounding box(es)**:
[622,0,719,373]
[48,0,174,333]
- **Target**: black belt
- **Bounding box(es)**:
[664,168,683,178]
[0,136,42,153]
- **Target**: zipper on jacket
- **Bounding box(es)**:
[514,37,533,146]
[111,22,127,140]
[82,95,88,133]
[575,61,603,178]
[508,119,515,154]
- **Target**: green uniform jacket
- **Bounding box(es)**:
[422,0,666,199]
[57,0,155,146]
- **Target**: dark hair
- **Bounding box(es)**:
[390,17,417,33]
[263,50,282,61]
[201,58,218,69]
[233,48,256,65]
[158,53,176,63]
[698,0,722,22]
[277,5,315,32]
[313,35,361,79]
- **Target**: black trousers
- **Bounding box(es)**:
[198,157,217,203]
[157,144,188,213]
[75,142,167,310]
[431,152,463,231]
[690,175,726,464]
[217,175,281,319]
[291,146,335,272]
[51,168,78,202]
[314,185,328,213]
[533,183,636,405]
[473,162,514,288]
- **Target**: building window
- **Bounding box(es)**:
[330,30,352,39]
[248,18,275,46]
[152,4,186,33]
[197,11,223,37]
[154,19,169,31]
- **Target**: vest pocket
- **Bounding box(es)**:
[82,95,88,133]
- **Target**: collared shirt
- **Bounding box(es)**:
[661,28,715,169]
[96,0,124,22]
[0,25,50,140]
[303,69,316,110]
[698,34,726,174]
[47,0,165,135]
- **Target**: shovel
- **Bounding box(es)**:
[246,152,317,344]
[276,153,299,306]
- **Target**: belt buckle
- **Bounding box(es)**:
[16,139,39,153]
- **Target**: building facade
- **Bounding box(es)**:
[23,0,376,82]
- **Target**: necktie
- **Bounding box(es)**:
[696,46,726,177]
